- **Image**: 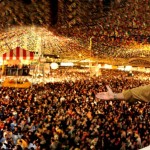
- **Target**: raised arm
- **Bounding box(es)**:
[96,85,150,102]
[96,85,125,100]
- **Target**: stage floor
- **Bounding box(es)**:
[0,75,65,85]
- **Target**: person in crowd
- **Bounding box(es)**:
[0,69,149,150]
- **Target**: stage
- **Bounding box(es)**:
[2,78,31,88]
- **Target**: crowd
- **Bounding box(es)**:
[0,69,149,150]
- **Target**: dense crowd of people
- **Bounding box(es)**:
[0,1,149,149]
[0,69,149,150]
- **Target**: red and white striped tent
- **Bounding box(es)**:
[1,47,36,60]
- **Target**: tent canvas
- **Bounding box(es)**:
[1,47,36,60]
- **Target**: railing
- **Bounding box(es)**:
[3,68,30,76]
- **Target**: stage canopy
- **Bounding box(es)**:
[1,47,36,60]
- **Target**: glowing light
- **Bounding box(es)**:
[60,62,74,67]
[103,64,112,69]
[50,62,59,69]
[0,60,3,65]
[125,66,132,71]
[118,66,125,71]
[137,67,145,72]
[97,64,101,68]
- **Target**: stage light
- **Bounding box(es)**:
[50,62,59,69]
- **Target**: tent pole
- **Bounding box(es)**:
[15,66,18,88]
